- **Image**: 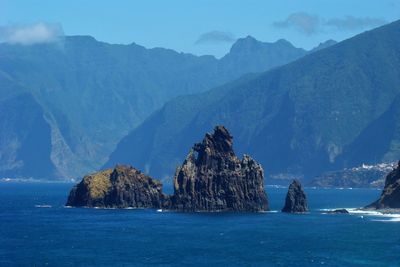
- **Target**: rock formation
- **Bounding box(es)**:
[167,125,269,212]
[282,180,308,213]
[67,126,269,212]
[66,165,164,208]
[366,161,400,209]
[327,209,349,214]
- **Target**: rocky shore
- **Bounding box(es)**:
[365,161,400,209]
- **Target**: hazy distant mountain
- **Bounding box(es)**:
[105,20,400,183]
[0,81,55,178]
[0,35,327,179]
[217,37,308,76]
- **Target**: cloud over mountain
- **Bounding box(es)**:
[195,31,236,44]
[273,12,320,35]
[0,22,64,45]
[273,13,386,35]
[325,16,386,31]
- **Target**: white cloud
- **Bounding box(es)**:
[273,12,320,35]
[195,31,236,45]
[0,22,64,45]
[273,13,387,35]
[325,16,386,31]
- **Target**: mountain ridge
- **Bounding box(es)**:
[0,34,332,179]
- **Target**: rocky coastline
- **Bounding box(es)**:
[365,161,400,210]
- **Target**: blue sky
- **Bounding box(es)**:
[0,0,399,57]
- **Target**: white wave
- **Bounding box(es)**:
[372,217,400,222]
[345,208,400,222]
[346,208,382,215]
[319,208,400,221]
[318,207,354,211]
[93,207,117,210]
[266,185,286,189]
[35,204,52,208]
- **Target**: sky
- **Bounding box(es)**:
[0,0,399,58]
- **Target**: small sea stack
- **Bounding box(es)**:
[167,125,269,212]
[327,209,349,214]
[282,180,308,213]
[66,165,164,208]
[365,161,400,209]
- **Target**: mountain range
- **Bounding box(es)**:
[0,35,329,179]
[105,20,400,184]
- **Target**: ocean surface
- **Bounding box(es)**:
[1,182,400,267]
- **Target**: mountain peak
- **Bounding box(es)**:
[311,39,337,52]
[243,35,257,41]
[66,35,98,43]
[229,36,261,53]
[228,36,300,56]
[275,38,295,47]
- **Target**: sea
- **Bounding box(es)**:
[1,182,400,267]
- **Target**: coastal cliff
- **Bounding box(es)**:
[66,165,164,208]
[167,126,269,212]
[366,161,400,209]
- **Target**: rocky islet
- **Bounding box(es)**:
[66,165,165,208]
[281,180,309,213]
[67,126,269,212]
[166,125,269,212]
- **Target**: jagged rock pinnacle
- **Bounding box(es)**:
[168,125,269,212]
[282,179,308,213]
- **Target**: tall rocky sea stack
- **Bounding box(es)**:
[66,165,164,208]
[282,180,308,213]
[167,126,269,212]
[366,161,400,209]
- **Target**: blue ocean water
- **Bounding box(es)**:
[1,182,399,267]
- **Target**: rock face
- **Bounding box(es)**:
[66,165,164,208]
[282,180,308,213]
[167,125,269,212]
[366,161,400,209]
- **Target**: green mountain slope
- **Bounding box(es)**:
[105,20,400,182]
